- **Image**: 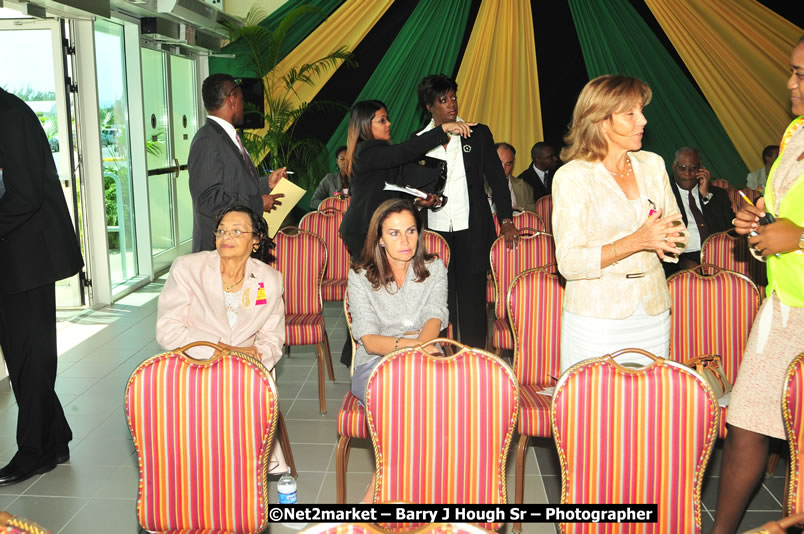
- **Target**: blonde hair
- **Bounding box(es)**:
[561,75,652,162]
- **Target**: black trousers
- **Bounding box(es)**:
[434,229,488,349]
[0,283,71,467]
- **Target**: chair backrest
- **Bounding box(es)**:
[667,267,761,385]
[783,353,804,516]
[551,350,718,534]
[422,229,450,267]
[319,196,350,212]
[125,344,278,533]
[489,231,556,321]
[274,228,327,315]
[365,343,518,525]
[492,210,546,233]
[701,230,766,287]
[301,523,494,534]
[299,209,349,285]
[533,195,553,233]
[343,289,359,376]
[508,268,563,387]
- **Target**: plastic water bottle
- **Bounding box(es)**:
[277,469,297,504]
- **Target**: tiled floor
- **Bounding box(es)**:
[0,280,789,533]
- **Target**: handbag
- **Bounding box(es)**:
[685,354,731,398]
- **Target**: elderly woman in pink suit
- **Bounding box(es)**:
[156,204,287,470]
[157,205,284,368]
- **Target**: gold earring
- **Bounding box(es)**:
[252,244,259,252]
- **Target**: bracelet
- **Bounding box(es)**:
[394,337,401,350]
[610,241,619,265]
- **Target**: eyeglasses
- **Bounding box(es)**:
[791,68,804,81]
[372,116,390,125]
[676,165,700,172]
[214,228,253,239]
[225,79,243,98]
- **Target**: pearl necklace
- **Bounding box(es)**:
[607,155,632,178]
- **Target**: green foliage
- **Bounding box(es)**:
[8,85,56,101]
[224,4,357,196]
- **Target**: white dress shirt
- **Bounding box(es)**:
[207,115,241,153]
[533,164,548,187]
[673,182,710,253]
[417,119,471,232]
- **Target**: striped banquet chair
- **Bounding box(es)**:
[782,353,804,516]
[667,266,761,437]
[0,512,51,534]
[274,227,335,414]
[365,341,518,530]
[507,268,564,529]
[422,229,450,266]
[487,212,548,309]
[125,342,278,534]
[318,195,350,212]
[488,230,556,354]
[701,230,767,289]
[300,208,350,301]
[533,194,553,233]
[551,349,719,534]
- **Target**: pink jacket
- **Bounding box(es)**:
[156,251,285,370]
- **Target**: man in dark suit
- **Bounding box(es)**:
[517,142,559,200]
[0,87,83,485]
[189,74,286,252]
[665,146,735,276]
[414,75,518,349]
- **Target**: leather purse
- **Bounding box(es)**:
[685,354,731,398]
[742,512,804,533]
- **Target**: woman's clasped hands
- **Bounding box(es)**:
[633,208,686,260]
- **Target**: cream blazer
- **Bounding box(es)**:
[156,251,285,370]
[552,151,682,319]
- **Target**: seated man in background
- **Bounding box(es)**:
[517,142,559,201]
[494,142,537,213]
[745,144,779,191]
[664,146,735,276]
[310,145,349,209]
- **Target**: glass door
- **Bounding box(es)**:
[0,18,86,307]
[142,46,197,274]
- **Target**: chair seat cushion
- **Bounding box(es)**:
[492,318,514,350]
[518,383,554,438]
[321,279,347,302]
[338,392,369,439]
[285,314,325,345]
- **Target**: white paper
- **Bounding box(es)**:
[383,182,428,199]
[537,386,555,397]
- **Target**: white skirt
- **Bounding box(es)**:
[560,303,670,372]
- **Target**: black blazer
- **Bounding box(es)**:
[188,118,269,252]
[517,165,552,200]
[414,123,513,273]
[339,127,449,258]
[671,182,735,236]
[0,88,83,293]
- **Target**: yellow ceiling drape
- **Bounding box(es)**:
[644,0,802,171]
[248,0,394,162]
[455,0,542,176]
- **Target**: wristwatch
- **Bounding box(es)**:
[799,230,804,250]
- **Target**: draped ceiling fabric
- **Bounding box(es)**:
[246,0,394,163]
[208,0,342,78]
[323,0,471,164]
[644,0,803,172]
[455,0,542,177]
[568,0,748,184]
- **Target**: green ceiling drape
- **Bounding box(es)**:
[322,0,471,169]
[208,0,342,78]
[568,0,748,183]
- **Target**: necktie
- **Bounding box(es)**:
[544,171,552,191]
[688,189,709,242]
[235,133,256,178]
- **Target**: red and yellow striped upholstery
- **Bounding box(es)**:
[301,523,494,534]
[125,348,277,534]
[551,355,718,534]
[0,513,51,534]
[492,210,546,234]
[274,228,335,414]
[489,232,557,352]
[701,230,766,289]
[319,196,350,212]
[668,268,759,437]
[422,229,450,267]
[533,195,553,233]
[782,353,804,516]
[365,345,518,530]
[300,209,350,301]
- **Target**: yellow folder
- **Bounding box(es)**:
[263,178,306,238]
